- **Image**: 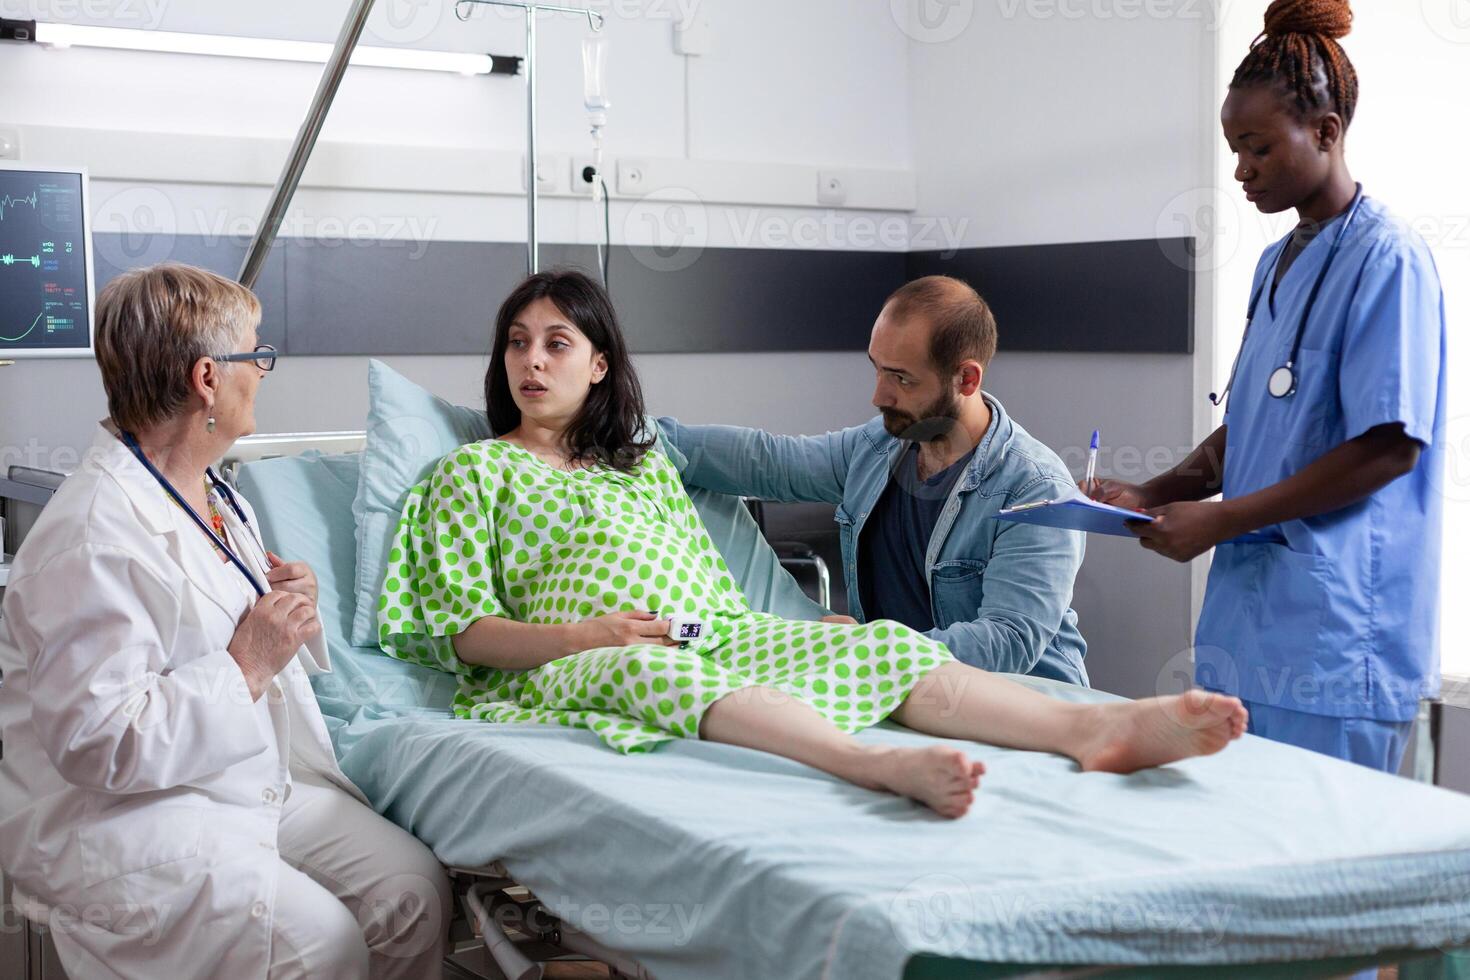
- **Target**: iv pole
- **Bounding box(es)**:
[455,0,604,274]
[239,0,378,288]
[235,0,568,288]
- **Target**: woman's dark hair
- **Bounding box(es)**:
[484,268,654,471]
[1230,0,1358,129]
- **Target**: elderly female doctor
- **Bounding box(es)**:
[0,263,450,978]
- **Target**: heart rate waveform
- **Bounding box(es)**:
[1,254,41,267]
[0,311,44,344]
[0,190,40,221]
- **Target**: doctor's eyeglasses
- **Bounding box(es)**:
[212,345,279,372]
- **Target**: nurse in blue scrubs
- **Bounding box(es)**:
[1091,0,1447,773]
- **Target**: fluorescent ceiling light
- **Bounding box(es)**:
[32,23,501,75]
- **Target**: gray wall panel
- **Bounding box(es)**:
[907,238,1195,354]
[1440,706,1470,794]
[282,240,905,356]
[282,239,513,356]
[93,233,288,350]
[597,246,904,353]
[81,236,1194,357]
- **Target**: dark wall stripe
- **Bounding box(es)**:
[93,234,1193,357]
[907,238,1195,355]
[282,240,903,355]
[93,235,288,351]
[284,239,506,356]
[591,245,903,354]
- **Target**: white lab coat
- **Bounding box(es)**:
[0,424,369,979]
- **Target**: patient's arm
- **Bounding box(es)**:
[451,616,586,670]
[452,611,677,670]
[656,417,863,504]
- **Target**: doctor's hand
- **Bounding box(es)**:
[821,615,859,625]
[1081,478,1154,511]
[228,591,322,701]
[1127,501,1234,563]
[266,551,318,605]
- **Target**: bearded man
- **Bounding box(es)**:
[659,275,1089,685]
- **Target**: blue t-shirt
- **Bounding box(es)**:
[857,443,976,630]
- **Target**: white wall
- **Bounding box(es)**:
[904,1,1217,698]
[0,0,911,461]
[905,0,1216,248]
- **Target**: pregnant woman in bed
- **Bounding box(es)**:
[378,269,1247,818]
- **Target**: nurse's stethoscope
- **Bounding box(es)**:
[1210,184,1366,406]
[120,428,268,598]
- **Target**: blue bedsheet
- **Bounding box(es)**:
[326,682,1470,979]
[235,450,1470,980]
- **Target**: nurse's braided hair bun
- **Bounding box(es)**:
[1231,0,1358,128]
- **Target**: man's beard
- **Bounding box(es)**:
[880,389,962,441]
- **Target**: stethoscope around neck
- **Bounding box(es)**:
[1210,184,1366,406]
[119,428,268,598]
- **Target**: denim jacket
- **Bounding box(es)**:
[657,395,1089,685]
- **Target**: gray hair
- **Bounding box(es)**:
[94,263,260,433]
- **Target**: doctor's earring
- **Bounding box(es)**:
[207,415,216,433]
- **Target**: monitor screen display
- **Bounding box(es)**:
[0,163,95,358]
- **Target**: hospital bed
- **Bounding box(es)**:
[216,379,1470,980]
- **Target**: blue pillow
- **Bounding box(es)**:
[242,449,459,714]
[349,360,827,647]
[349,360,493,646]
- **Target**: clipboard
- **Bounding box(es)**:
[994,494,1154,537]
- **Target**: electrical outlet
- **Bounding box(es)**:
[817,171,847,206]
[572,155,601,197]
[0,127,19,160]
[617,159,647,195]
[523,153,562,194]
[673,13,712,56]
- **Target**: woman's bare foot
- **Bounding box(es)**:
[871,745,986,818]
[1075,691,1248,774]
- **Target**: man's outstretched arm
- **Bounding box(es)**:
[657,417,867,504]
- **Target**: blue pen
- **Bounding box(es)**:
[1084,430,1100,497]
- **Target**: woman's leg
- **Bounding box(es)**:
[518,639,979,815]
[890,661,1249,771]
[698,685,985,818]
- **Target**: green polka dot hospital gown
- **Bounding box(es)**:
[378,440,953,753]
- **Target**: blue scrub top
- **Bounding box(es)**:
[1195,195,1447,722]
